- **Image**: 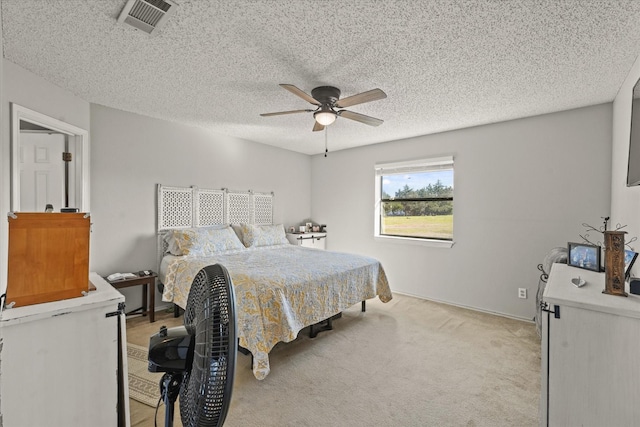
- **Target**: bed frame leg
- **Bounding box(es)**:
[362,300,366,312]
[309,312,342,338]
[238,343,253,368]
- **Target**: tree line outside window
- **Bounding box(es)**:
[382,179,453,217]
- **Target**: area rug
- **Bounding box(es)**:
[127,343,162,407]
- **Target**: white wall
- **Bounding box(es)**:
[0,9,5,303]
[611,54,640,276]
[0,56,618,322]
[311,104,612,320]
[0,59,90,296]
[90,104,312,310]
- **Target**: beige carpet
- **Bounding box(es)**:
[127,343,162,407]
[127,294,541,427]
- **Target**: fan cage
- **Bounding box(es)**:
[179,264,237,427]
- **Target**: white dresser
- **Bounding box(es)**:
[0,273,129,427]
[286,232,327,250]
[540,263,640,426]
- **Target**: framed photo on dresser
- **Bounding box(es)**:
[567,242,601,272]
[625,249,638,278]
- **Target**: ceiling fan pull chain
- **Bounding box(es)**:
[324,127,328,157]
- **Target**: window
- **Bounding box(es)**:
[374,156,454,243]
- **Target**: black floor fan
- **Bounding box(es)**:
[148,264,237,427]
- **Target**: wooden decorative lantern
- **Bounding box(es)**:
[604,230,628,297]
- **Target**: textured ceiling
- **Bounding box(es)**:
[3,1,640,155]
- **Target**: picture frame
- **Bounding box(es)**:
[625,249,638,278]
[568,242,601,272]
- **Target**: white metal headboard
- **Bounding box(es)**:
[157,185,274,230]
[156,184,274,272]
[226,190,252,225]
[195,188,225,227]
[157,185,195,230]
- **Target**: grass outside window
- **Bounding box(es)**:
[381,214,453,240]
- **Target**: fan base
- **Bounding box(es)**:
[311,86,341,105]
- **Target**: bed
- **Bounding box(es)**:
[156,185,392,380]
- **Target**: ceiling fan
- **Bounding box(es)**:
[261,84,387,131]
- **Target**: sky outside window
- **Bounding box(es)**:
[382,170,453,196]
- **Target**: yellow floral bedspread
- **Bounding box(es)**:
[161,244,392,380]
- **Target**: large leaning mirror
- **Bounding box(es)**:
[11,103,90,212]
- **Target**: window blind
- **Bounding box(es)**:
[374,156,453,176]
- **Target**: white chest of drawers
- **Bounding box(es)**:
[286,232,327,250]
[0,273,129,426]
[540,263,640,426]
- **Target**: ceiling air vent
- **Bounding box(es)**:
[117,0,176,34]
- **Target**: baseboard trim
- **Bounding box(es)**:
[392,291,534,323]
[156,296,533,323]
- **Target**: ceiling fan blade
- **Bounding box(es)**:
[280,84,321,106]
[312,121,325,132]
[260,109,314,117]
[338,110,384,126]
[335,88,387,108]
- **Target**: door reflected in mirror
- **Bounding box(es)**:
[11,104,89,213]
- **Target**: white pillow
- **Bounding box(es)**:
[235,223,288,248]
[164,225,244,256]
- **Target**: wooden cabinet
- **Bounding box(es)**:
[540,263,640,426]
[286,232,326,250]
[0,273,129,426]
[7,212,90,307]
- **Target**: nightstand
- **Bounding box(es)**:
[105,272,156,322]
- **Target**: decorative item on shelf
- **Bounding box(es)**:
[580,219,638,250]
[578,217,609,248]
[567,242,601,272]
[571,276,586,287]
[625,250,638,279]
[579,219,638,296]
[312,225,320,232]
[305,222,312,232]
[603,230,628,296]
[299,225,306,233]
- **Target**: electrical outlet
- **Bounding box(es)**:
[518,288,527,299]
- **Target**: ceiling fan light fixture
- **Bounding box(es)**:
[314,110,336,126]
